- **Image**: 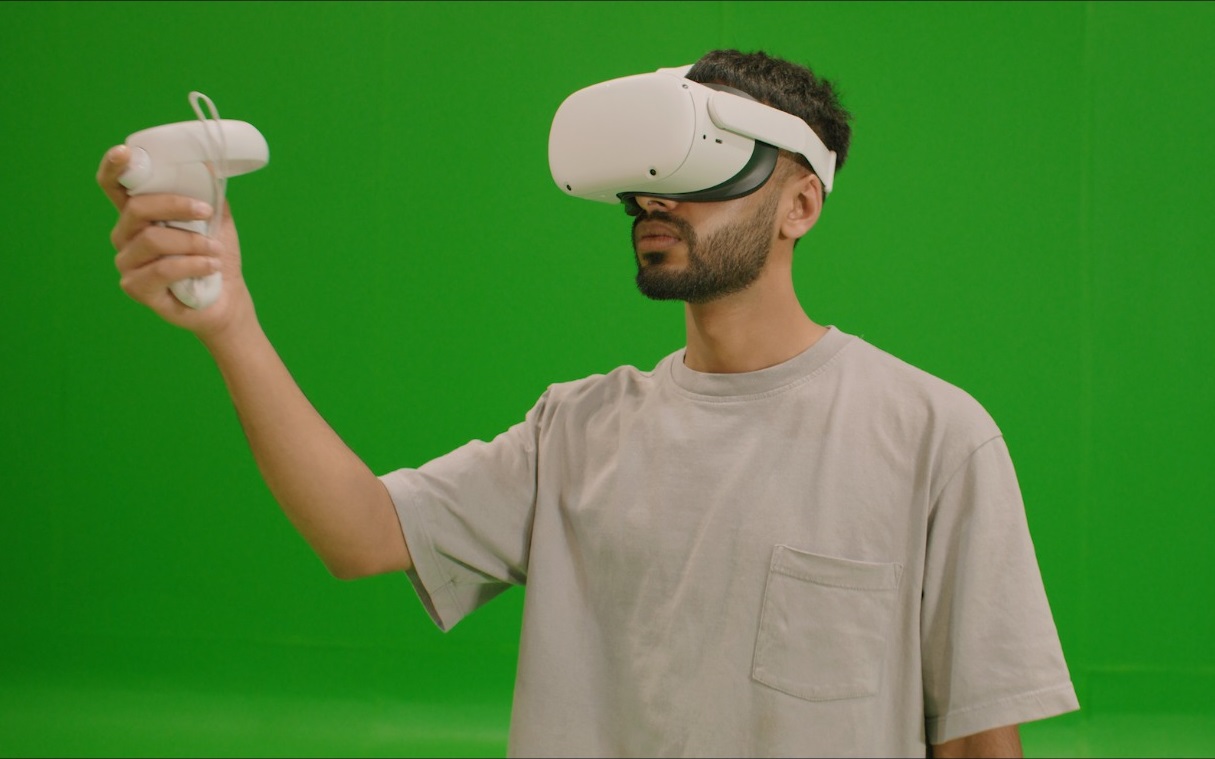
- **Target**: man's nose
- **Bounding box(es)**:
[634,196,679,213]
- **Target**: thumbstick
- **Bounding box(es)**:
[118,147,153,192]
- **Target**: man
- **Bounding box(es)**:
[98,50,1078,758]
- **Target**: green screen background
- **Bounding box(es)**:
[2,1,1212,756]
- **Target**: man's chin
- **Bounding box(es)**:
[636,271,697,302]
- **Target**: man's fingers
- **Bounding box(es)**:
[110,194,214,252]
[115,223,221,274]
[97,145,132,211]
[119,252,221,302]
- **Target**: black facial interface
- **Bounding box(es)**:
[619,140,779,216]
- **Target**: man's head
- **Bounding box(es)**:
[631,50,853,303]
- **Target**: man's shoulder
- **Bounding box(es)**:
[839,332,1002,440]
[537,352,676,410]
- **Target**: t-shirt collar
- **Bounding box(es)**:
[667,326,852,399]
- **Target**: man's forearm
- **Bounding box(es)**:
[204,322,410,578]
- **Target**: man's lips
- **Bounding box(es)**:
[635,221,683,252]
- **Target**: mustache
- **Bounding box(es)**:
[631,210,695,240]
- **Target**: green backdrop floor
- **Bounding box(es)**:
[0,680,508,758]
[3,636,1213,757]
[4,680,1213,758]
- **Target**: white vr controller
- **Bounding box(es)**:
[118,92,269,309]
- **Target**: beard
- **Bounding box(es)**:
[632,190,780,304]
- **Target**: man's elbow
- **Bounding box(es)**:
[322,550,390,581]
[320,536,412,581]
[325,556,373,581]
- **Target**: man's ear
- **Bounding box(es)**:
[779,171,823,244]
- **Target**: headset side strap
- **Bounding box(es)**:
[706,91,836,194]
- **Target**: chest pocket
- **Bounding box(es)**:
[752,545,902,701]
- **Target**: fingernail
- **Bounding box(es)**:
[194,201,213,217]
[107,145,128,163]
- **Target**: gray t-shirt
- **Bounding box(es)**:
[379,326,1079,757]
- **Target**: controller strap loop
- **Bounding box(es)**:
[188,91,227,238]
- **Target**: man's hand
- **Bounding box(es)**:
[932,724,1022,758]
[97,145,256,345]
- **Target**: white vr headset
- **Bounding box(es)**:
[548,64,836,215]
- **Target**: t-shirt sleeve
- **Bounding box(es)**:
[921,435,1080,744]
[378,390,548,632]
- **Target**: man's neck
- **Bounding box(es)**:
[682,267,827,374]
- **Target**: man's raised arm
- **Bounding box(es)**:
[97,145,411,580]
